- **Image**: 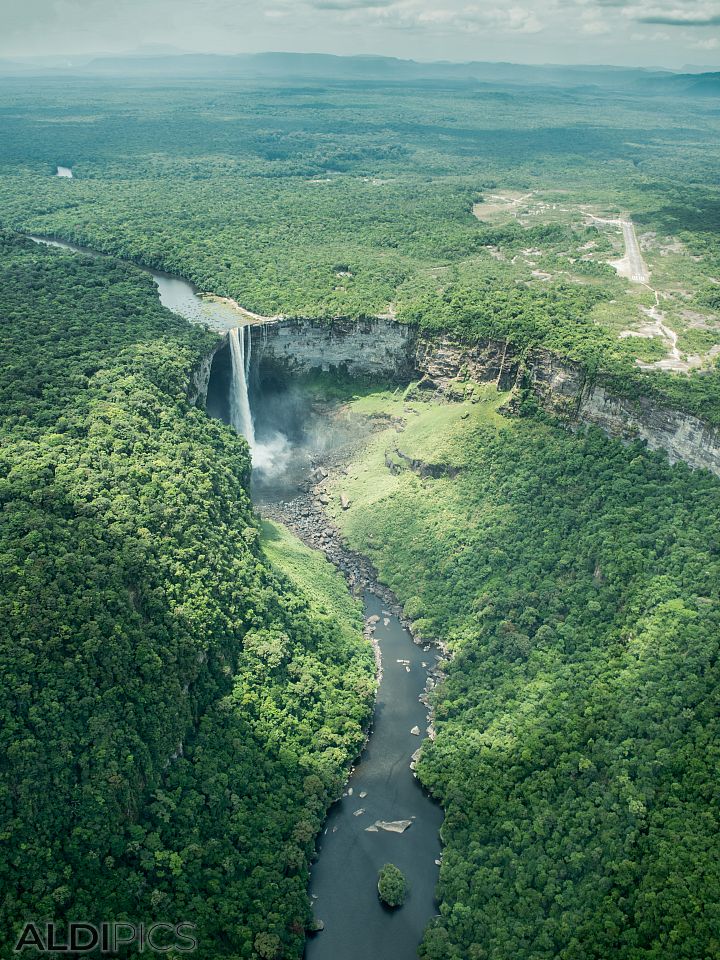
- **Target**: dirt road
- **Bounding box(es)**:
[587,213,650,284]
[619,219,650,284]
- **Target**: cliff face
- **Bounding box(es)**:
[250,317,417,380]
[581,384,720,473]
[198,318,720,479]
[419,336,720,477]
[188,336,227,406]
[414,335,520,391]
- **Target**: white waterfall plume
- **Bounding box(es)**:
[228,323,293,478]
[229,326,256,448]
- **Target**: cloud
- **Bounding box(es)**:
[614,1,720,26]
[339,2,545,34]
[418,6,543,32]
[310,0,394,8]
[638,12,720,24]
[2,0,720,68]
[582,17,612,32]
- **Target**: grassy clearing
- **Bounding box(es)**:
[328,386,511,603]
[260,519,364,638]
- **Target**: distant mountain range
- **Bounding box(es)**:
[0,51,718,96]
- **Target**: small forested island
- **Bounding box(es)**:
[378,864,408,908]
[1,32,720,960]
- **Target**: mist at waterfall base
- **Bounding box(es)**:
[219,326,365,499]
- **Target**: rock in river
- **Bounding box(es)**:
[375,820,413,834]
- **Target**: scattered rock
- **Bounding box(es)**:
[359,791,368,798]
[365,825,379,833]
[340,493,351,510]
[410,726,421,736]
[375,820,413,833]
[353,808,365,817]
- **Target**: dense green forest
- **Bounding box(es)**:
[0,73,719,419]
[330,387,720,960]
[0,232,374,958]
[2,66,720,960]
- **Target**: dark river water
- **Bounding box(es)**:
[305,592,443,960]
[29,232,444,958]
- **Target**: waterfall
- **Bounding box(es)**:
[229,326,256,448]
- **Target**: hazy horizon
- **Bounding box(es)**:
[3,48,719,74]
[3,0,719,71]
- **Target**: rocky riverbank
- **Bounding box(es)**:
[256,436,447,740]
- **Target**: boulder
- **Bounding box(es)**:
[375,820,413,833]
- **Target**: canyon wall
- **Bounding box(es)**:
[249,317,418,380]
[188,337,227,407]
[421,336,720,477]
[524,349,720,475]
[193,317,720,478]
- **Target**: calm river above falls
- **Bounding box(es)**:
[29,232,444,958]
[30,234,243,331]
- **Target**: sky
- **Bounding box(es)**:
[2,0,719,69]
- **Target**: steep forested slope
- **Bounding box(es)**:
[0,233,374,958]
[330,389,720,960]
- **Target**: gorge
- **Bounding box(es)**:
[217,313,445,960]
[200,316,720,479]
[20,233,720,960]
[29,234,720,479]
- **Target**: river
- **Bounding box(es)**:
[28,232,443,958]
[305,591,443,960]
[29,235,242,331]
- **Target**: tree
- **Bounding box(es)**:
[377,864,408,908]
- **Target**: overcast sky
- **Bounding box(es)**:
[2,0,719,69]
